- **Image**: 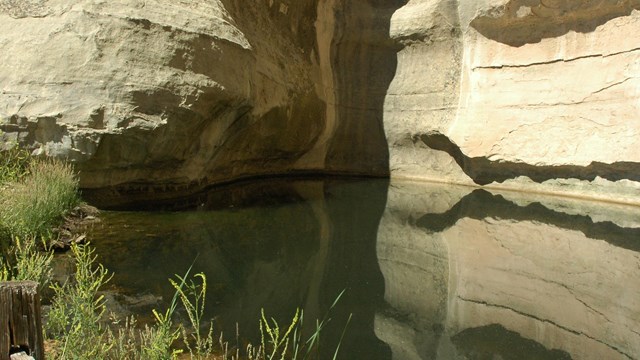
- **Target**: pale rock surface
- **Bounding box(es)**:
[385,0,640,204]
[9,352,34,360]
[385,0,469,185]
[1,0,639,204]
[0,0,256,194]
[0,0,400,206]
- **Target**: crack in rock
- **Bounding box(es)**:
[457,295,635,359]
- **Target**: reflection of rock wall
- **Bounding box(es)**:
[375,181,467,359]
[385,0,640,204]
[376,180,640,359]
[446,218,640,360]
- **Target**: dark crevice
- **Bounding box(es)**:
[324,0,407,175]
[415,189,640,253]
[81,172,388,210]
[470,1,640,47]
[418,132,640,185]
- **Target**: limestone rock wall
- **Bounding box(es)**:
[386,0,640,204]
[0,0,400,206]
[1,0,639,205]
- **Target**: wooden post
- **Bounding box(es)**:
[0,281,44,360]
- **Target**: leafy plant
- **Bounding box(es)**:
[138,266,201,360]
[46,243,113,359]
[170,272,215,359]
[0,235,53,293]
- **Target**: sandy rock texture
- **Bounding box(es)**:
[385,0,640,204]
[1,0,638,205]
[375,180,640,359]
[0,0,401,206]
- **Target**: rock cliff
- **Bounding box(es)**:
[386,0,640,204]
[1,0,639,205]
[0,0,400,206]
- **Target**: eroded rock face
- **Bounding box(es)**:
[1,0,639,205]
[0,0,399,206]
[386,0,640,204]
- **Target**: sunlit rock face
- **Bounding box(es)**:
[375,180,640,359]
[385,0,640,204]
[0,0,399,206]
[2,0,639,205]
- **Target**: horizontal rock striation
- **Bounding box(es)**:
[0,0,401,207]
[0,0,638,205]
[386,0,640,204]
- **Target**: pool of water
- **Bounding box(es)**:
[85,178,640,359]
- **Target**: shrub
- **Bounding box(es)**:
[46,243,113,359]
[0,145,32,184]
[46,243,182,360]
[0,159,80,239]
[0,235,53,293]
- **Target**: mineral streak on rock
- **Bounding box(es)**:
[0,0,400,207]
[385,0,640,204]
[1,0,639,205]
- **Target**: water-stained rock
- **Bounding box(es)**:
[1,0,638,205]
[0,0,400,207]
[384,0,640,204]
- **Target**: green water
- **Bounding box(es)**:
[86,178,640,359]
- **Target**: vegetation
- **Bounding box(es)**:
[0,235,53,293]
[171,271,215,359]
[0,144,32,184]
[46,243,114,359]
[45,243,183,360]
[0,147,350,359]
[0,159,80,240]
[247,291,351,360]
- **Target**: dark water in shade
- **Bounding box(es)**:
[84,178,640,360]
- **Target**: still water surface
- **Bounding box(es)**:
[86,178,640,360]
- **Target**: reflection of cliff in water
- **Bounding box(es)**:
[88,178,640,359]
[89,178,392,360]
[376,180,640,360]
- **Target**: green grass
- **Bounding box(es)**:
[242,290,351,360]
[46,243,114,359]
[0,159,81,240]
[0,235,53,293]
[0,145,32,184]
